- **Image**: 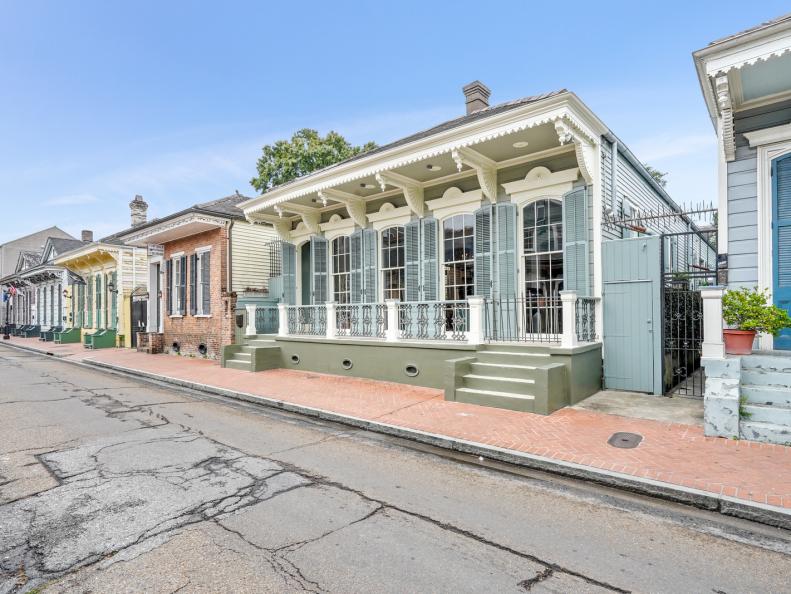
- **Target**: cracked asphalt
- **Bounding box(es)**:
[1,346,790,593]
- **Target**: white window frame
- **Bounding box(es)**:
[330,235,351,305]
[195,246,212,317]
[440,213,475,302]
[380,225,405,302]
[171,256,183,317]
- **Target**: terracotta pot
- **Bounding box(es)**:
[723,329,757,355]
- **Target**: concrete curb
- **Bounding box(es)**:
[3,341,790,530]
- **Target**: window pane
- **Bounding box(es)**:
[536,226,549,253]
[525,256,538,282]
[535,200,548,226]
[550,224,563,251]
[550,252,563,279]
[524,228,535,254]
[549,200,562,224]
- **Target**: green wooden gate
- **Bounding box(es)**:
[602,236,662,394]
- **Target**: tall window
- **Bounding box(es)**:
[196,250,211,315]
[331,236,351,304]
[381,226,405,301]
[443,214,474,301]
[171,258,183,315]
[523,199,563,332]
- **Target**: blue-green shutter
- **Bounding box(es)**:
[86,280,93,327]
[404,221,420,301]
[474,205,492,298]
[562,187,589,296]
[189,254,198,316]
[494,202,517,298]
[310,236,328,304]
[350,230,363,303]
[362,228,377,302]
[281,242,296,304]
[96,275,102,328]
[773,154,791,349]
[110,272,117,330]
[420,217,438,301]
[179,256,187,314]
[201,252,211,314]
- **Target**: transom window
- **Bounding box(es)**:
[331,236,351,304]
[443,214,474,301]
[523,199,563,333]
[381,226,405,301]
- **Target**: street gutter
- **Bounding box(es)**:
[4,341,790,531]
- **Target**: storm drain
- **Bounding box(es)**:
[607,432,643,449]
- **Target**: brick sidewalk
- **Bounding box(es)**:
[4,336,790,511]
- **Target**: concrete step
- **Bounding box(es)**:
[741,403,791,425]
[225,359,252,371]
[246,339,277,347]
[741,384,791,407]
[469,361,538,379]
[475,350,551,366]
[478,343,552,354]
[740,421,791,445]
[741,354,791,374]
[741,369,791,388]
[462,374,535,393]
[454,387,536,413]
[232,352,252,362]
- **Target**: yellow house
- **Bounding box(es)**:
[54,233,148,348]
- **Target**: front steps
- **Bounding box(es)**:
[739,353,791,445]
[448,344,566,414]
[222,335,280,372]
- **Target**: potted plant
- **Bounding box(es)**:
[721,287,791,355]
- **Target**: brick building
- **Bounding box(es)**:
[119,193,276,359]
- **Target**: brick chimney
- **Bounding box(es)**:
[463,80,491,114]
[81,230,93,242]
[129,194,148,227]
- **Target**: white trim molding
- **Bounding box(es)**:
[320,214,356,241]
[744,122,791,148]
[366,202,412,231]
[425,187,484,220]
[715,76,736,162]
[501,166,579,207]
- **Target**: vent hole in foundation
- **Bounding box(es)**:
[290,354,300,364]
[341,359,353,370]
[171,342,181,354]
[405,364,419,377]
[197,343,207,356]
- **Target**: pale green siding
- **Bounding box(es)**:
[230,221,278,293]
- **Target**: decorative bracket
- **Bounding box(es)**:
[318,189,368,228]
[375,171,425,217]
[278,203,322,235]
[715,75,736,162]
[554,117,595,184]
[451,146,498,202]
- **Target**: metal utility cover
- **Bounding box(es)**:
[607,432,643,449]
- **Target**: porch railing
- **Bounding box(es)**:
[336,303,388,339]
[248,293,599,347]
[286,305,327,336]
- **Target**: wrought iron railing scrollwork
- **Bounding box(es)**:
[336,303,388,339]
[253,306,279,334]
[575,297,598,342]
[398,300,469,341]
[286,305,326,336]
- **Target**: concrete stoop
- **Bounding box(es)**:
[739,353,791,446]
[447,344,567,415]
[221,335,280,372]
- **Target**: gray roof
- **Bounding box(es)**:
[48,237,89,255]
[255,90,567,196]
[113,192,252,240]
[706,12,791,47]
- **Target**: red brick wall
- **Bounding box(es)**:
[162,227,237,359]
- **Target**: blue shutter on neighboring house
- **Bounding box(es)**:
[96,275,102,328]
[494,202,517,298]
[310,236,328,304]
[474,205,492,298]
[562,187,589,296]
[350,230,363,303]
[110,272,117,329]
[773,154,791,349]
[404,220,421,301]
[362,228,377,302]
[281,242,296,304]
[420,217,438,301]
[179,256,187,315]
[189,254,198,316]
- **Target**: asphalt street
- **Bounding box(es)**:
[0,345,789,593]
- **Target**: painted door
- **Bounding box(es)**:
[603,280,654,392]
[773,154,791,350]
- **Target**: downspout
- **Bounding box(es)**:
[610,139,618,214]
[226,220,234,294]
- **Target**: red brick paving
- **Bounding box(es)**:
[5,336,791,510]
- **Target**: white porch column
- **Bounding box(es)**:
[325,302,336,339]
[467,296,484,345]
[701,286,726,359]
[277,303,288,337]
[245,304,257,336]
[559,290,579,349]
[385,300,399,342]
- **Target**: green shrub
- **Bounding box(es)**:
[721,287,791,335]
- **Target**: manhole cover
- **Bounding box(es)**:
[607,432,643,449]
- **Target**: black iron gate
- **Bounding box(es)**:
[660,230,717,398]
[130,290,148,348]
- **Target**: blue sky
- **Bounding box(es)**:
[1,1,789,244]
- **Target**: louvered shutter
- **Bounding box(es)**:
[362,228,377,302]
[166,259,173,315]
[350,230,363,303]
[420,218,438,301]
[201,252,211,314]
[494,202,517,298]
[773,154,791,349]
[281,242,296,304]
[189,254,198,316]
[110,272,117,329]
[310,236,328,304]
[57,284,62,325]
[404,220,421,301]
[96,275,102,328]
[86,280,93,327]
[562,187,589,296]
[474,205,493,298]
[179,256,187,314]
[77,284,84,327]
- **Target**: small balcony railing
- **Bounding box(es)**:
[286,305,326,336]
[483,295,562,344]
[398,300,469,342]
[336,303,388,339]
